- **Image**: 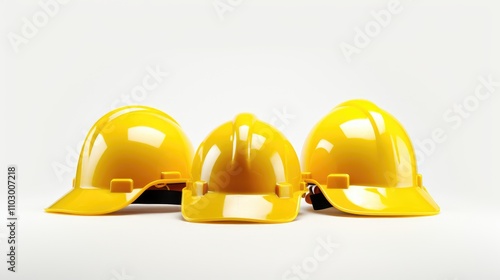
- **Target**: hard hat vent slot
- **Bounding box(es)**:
[191,180,208,196]
[110,179,134,193]
[326,174,349,189]
[275,183,293,198]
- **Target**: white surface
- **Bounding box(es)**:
[1,0,499,279]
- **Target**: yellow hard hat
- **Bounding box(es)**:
[302,100,440,216]
[181,113,305,223]
[46,106,194,215]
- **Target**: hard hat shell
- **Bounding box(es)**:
[46,106,193,215]
[302,100,440,216]
[181,113,305,223]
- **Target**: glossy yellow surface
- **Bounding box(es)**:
[46,106,193,215]
[302,100,440,216]
[182,113,305,223]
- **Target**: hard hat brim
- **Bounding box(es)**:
[45,179,187,215]
[316,184,440,216]
[181,189,303,223]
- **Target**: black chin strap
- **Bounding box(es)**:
[309,190,334,210]
[132,190,182,205]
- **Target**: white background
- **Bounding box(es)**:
[1,0,499,279]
